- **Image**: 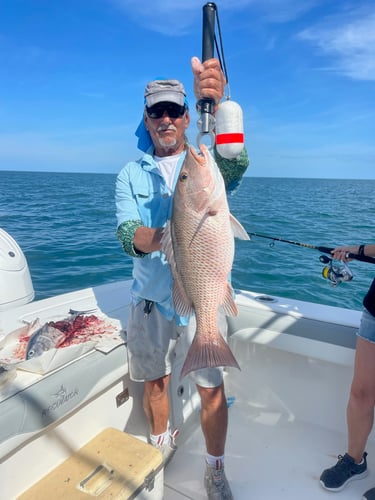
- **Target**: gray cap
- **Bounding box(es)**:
[144,79,186,107]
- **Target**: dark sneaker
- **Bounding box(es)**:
[320,452,368,491]
[363,487,375,500]
[204,463,233,500]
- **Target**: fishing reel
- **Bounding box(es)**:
[319,255,353,287]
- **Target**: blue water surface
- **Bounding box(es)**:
[0,171,374,311]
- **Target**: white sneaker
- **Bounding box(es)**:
[204,463,233,500]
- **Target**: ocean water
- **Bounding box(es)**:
[0,171,374,311]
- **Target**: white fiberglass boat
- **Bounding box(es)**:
[1,228,374,499]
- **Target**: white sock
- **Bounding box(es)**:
[206,453,225,469]
[150,428,170,447]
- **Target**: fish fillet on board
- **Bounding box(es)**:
[161,144,250,379]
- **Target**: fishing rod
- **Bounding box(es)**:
[197,3,245,158]
[248,231,375,265]
[197,2,220,147]
[198,2,216,141]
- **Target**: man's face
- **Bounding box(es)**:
[144,101,190,156]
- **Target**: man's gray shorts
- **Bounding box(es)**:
[126,301,226,388]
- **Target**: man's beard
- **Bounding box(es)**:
[157,125,177,148]
[158,137,177,148]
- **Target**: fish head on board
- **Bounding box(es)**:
[26,323,67,359]
[175,144,225,214]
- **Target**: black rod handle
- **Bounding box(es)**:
[199,3,216,136]
[202,3,216,62]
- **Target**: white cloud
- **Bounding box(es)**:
[244,0,320,23]
[109,0,320,34]
[297,8,375,80]
[110,0,203,36]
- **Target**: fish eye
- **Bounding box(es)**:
[179,172,188,182]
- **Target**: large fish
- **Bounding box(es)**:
[161,144,250,379]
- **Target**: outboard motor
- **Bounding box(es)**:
[0,228,34,311]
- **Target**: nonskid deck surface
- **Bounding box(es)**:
[164,388,375,500]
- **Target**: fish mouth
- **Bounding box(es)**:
[189,144,207,165]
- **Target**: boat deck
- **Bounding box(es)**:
[165,380,375,500]
[164,325,375,500]
[2,281,372,499]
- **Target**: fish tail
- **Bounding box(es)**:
[179,332,240,380]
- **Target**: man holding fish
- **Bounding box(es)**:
[116,56,249,499]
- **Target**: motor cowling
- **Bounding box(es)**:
[0,228,34,311]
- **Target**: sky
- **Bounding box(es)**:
[0,0,374,179]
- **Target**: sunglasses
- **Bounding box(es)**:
[146,102,187,119]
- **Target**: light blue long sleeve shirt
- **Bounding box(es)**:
[116,148,187,323]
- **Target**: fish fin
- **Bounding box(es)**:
[173,280,194,317]
[221,283,238,317]
[230,213,250,240]
[160,220,174,263]
[161,221,194,316]
[180,331,240,380]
